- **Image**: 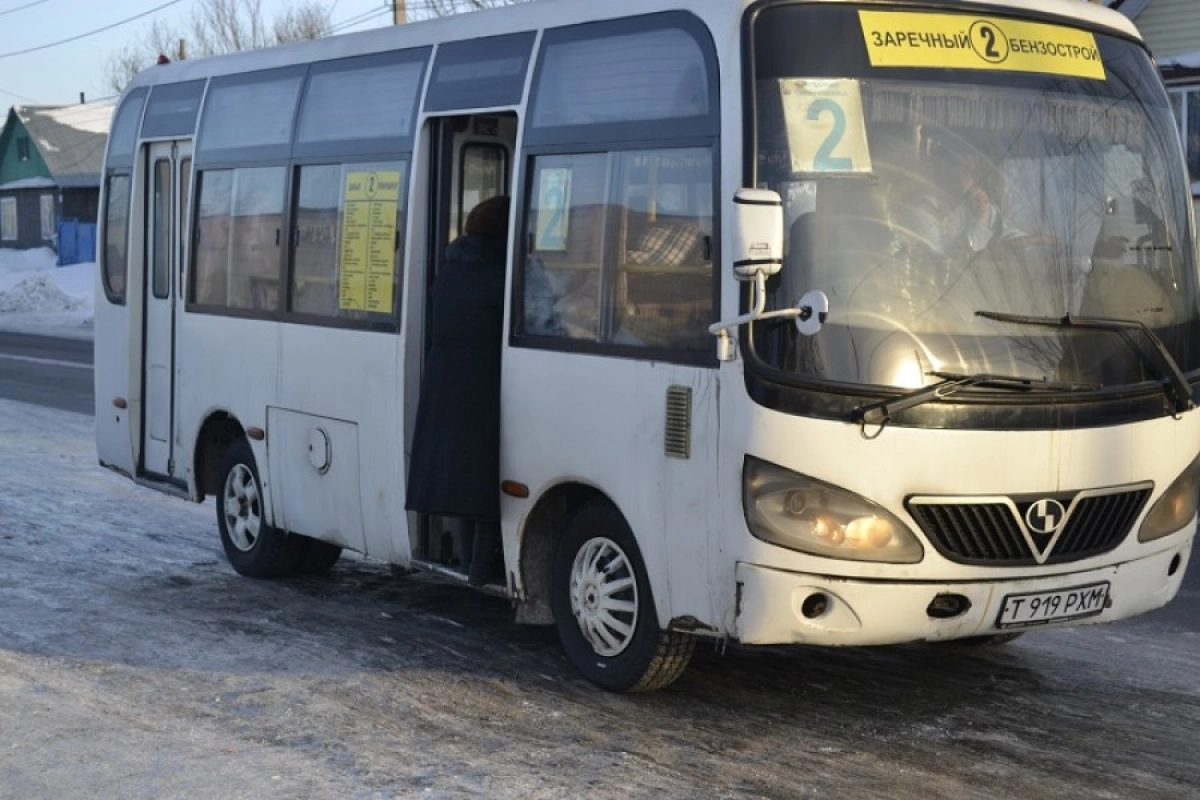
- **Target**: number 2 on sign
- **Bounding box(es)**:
[807,99,853,171]
[779,78,871,174]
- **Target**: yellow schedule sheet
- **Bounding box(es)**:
[339,170,402,313]
[859,10,1106,81]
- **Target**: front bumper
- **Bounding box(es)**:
[734,541,1192,645]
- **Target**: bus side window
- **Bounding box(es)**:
[522,154,607,340]
[614,148,713,351]
[289,160,408,322]
[102,173,132,301]
[519,148,714,353]
[193,167,286,311]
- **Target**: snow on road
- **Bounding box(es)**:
[2,248,1199,799]
[0,392,1198,799]
[0,247,94,339]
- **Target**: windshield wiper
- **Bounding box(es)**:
[976,310,1195,415]
[928,371,1100,392]
[851,371,1092,427]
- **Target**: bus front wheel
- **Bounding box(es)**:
[551,501,694,692]
[297,538,342,574]
[217,437,304,578]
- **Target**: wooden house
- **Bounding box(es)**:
[0,100,113,253]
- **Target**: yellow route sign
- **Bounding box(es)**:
[859,10,1106,81]
[339,169,402,313]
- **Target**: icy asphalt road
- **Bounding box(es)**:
[0,396,1198,799]
[0,331,93,415]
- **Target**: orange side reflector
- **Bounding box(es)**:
[501,480,530,499]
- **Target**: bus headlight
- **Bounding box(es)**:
[1138,454,1200,542]
[743,457,924,563]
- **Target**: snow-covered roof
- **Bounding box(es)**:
[0,176,56,191]
[1160,50,1200,70]
[11,100,115,188]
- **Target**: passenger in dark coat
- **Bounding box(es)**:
[406,196,510,584]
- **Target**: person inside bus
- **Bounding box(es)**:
[906,148,1025,260]
[406,195,511,587]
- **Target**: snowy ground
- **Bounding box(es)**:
[1,247,1199,797]
[0,395,1195,800]
[0,247,95,339]
[0,391,1197,798]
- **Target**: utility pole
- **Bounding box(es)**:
[393,0,406,24]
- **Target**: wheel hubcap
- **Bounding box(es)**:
[223,463,261,552]
[569,537,638,657]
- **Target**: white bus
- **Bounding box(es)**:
[96,0,1199,692]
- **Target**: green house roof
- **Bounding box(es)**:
[0,101,114,190]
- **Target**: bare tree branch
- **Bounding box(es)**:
[106,0,333,94]
[274,1,332,44]
[104,17,182,95]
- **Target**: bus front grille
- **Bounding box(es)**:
[906,486,1152,566]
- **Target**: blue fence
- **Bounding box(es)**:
[57,218,97,266]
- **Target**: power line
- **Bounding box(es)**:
[329,8,392,33]
[0,0,50,16]
[0,0,187,61]
[0,85,40,103]
[328,1,502,32]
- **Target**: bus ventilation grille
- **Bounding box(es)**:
[664,385,692,459]
[906,486,1152,566]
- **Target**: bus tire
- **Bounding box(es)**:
[551,501,694,692]
[298,538,342,574]
[217,437,303,578]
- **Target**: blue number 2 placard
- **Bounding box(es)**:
[779,78,873,175]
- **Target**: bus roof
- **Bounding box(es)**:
[124,0,1142,94]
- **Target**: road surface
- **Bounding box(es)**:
[0,330,92,414]
[0,396,1196,798]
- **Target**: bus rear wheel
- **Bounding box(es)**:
[551,501,694,692]
[217,437,304,578]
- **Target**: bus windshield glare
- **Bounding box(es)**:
[751,5,1200,393]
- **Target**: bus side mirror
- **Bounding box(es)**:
[732,189,783,279]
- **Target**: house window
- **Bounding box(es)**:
[40,194,55,241]
[1,197,16,241]
[16,136,30,162]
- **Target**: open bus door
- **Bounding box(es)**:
[411,112,515,577]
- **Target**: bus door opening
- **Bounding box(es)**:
[412,113,516,579]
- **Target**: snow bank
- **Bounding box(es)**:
[0,248,95,339]
[0,246,58,278]
[0,272,89,313]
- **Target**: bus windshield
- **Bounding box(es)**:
[750,4,1200,393]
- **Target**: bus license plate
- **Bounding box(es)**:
[997,582,1110,629]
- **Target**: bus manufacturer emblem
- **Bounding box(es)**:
[1025,498,1067,535]
[1022,498,1070,563]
